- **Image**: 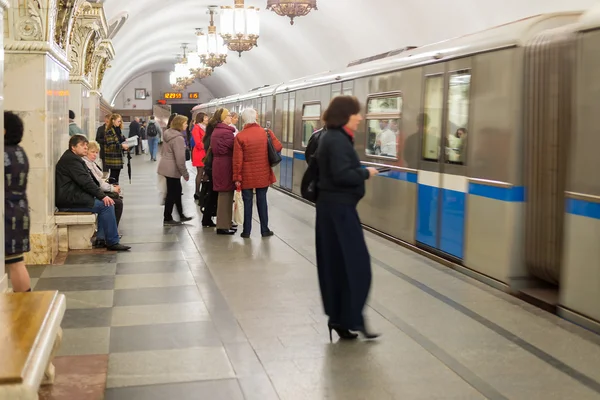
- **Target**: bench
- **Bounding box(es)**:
[55,212,97,251]
[0,291,66,399]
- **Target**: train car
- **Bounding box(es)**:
[194,6,600,333]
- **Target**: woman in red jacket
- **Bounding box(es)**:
[191,112,208,201]
[233,108,283,238]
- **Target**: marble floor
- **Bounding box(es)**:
[28,154,600,399]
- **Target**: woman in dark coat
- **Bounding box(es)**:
[4,111,32,292]
[315,96,380,341]
[210,109,236,235]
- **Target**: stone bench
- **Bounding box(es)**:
[0,291,66,400]
[55,212,97,251]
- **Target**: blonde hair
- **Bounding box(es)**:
[87,140,100,152]
[170,115,189,131]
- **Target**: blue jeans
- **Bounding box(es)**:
[60,199,119,246]
[148,137,159,160]
[242,187,269,235]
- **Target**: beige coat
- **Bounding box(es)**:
[157,128,189,180]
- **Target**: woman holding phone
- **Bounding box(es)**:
[315,95,380,342]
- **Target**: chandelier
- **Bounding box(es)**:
[197,8,228,69]
[188,51,212,80]
[170,46,195,90]
[220,0,260,57]
[266,0,317,25]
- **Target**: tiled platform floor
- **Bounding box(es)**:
[27,155,600,399]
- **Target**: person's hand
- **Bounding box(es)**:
[113,185,121,194]
[184,176,189,181]
[102,196,115,206]
[366,167,379,177]
[121,143,129,150]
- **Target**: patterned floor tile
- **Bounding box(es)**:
[58,327,110,356]
[104,379,244,400]
[112,285,203,307]
[62,307,113,329]
[35,276,115,292]
[64,290,114,309]
[38,354,109,400]
[110,302,210,327]
[41,264,117,278]
[114,272,196,290]
[116,260,191,275]
[64,253,117,265]
[109,321,222,353]
[106,347,235,388]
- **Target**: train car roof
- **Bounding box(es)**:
[196,10,587,108]
[275,11,583,93]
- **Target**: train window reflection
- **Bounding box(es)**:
[446,71,470,165]
[282,97,289,143]
[423,75,444,161]
[365,93,402,159]
[302,102,320,147]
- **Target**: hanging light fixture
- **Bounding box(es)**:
[172,45,195,89]
[197,8,228,69]
[188,51,213,80]
[266,0,317,25]
[220,0,260,57]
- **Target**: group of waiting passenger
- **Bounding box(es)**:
[158,107,282,237]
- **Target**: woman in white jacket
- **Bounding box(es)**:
[84,140,124,242]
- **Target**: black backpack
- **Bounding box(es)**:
[147,123,158,137]
[300,129,326,202]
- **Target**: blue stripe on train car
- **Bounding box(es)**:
[293,152,306,161]
[566,198,600,220]
[439,188,466,259]
[416,184,440,249]
[468,183,525,202]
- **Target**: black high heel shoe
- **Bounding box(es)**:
[328,323,358,342]
[356,326,380,340]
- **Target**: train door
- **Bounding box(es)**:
[279,92,294,190]
[416,59,471,260]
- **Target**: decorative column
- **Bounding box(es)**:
[88,89,102,135]
[0,0,9,292]
[68,2,111,138]
[3,0,86,265]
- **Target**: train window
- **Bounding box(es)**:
[342,81,354,96]
[446,71,470,165]
[365,94,402,159]
[302,103,321,147]
[422,75,444,162]
[288,98,295,143]
[261,100,267,127]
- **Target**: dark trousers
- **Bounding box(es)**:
[164,177,184,221]
[109,169,121,184]
[315,200,372,330]
[242,187,269,235]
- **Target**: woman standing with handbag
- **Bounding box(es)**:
[210,109,236,235]
[158,115,193,226]
[192,112,208,201]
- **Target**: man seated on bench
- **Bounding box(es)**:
[55,135,131,252]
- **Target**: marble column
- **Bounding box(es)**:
[69,80,91,136]
[0,0,7,291]
[88,90,102,137]
[4,0,74,265]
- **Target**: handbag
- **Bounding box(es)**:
[185,147,191,161]
[266,129,282,167]
[233,189,244,225]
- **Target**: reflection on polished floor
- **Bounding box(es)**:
[33,155,600,399]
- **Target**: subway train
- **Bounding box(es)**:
[193,6,600,334]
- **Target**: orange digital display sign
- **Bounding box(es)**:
[188,92,199,99]
[164,92,183,99]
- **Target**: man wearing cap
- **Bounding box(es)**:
[69,110,85,137]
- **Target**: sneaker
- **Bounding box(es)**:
[164,220,181,226]
[107,243,131,251]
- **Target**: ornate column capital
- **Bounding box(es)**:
[0,0,10,10]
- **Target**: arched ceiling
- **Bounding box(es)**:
[101,0,600,104]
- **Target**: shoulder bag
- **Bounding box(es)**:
[266,129,282,167]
